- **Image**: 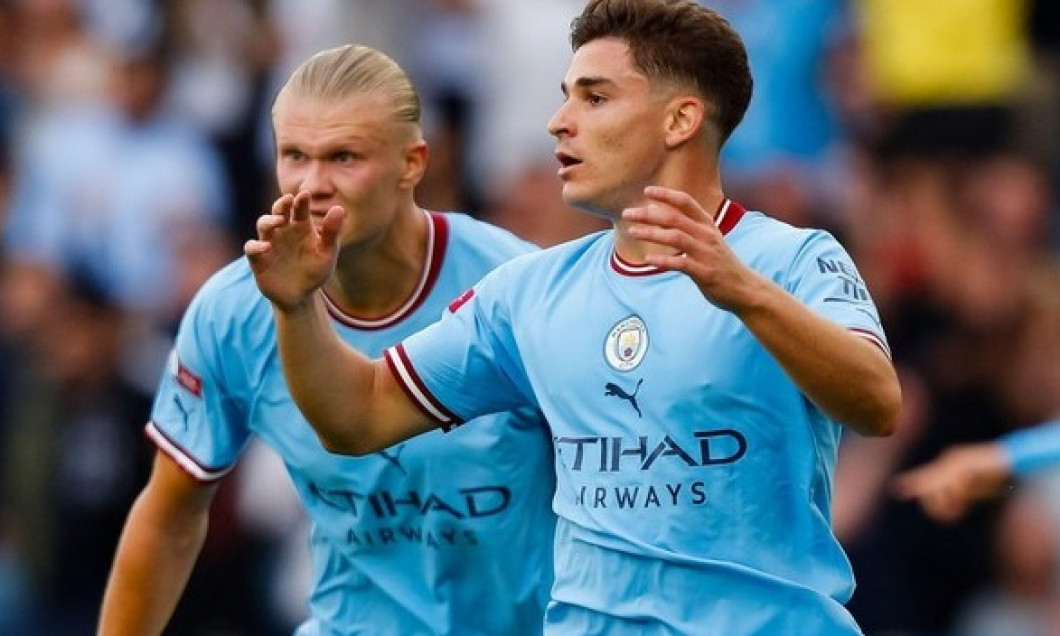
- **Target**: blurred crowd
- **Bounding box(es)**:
[0,0,1058,634]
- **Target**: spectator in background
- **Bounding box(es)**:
[950,480,1060,636]
[1024,0,1060,252]
[0,5,34,626]
[0,273,154,633]
[469,0,609,246]
[403,0,483,213]
[895,416,1060,526]
[710,0,853,230]
[888,260,1060,636]
[824,3,1056,633]
[833,160,1057,635]
[856,0,1030,159]
[0,0,20,136]
[4,27,232,322]
[3,25,234,393]
[165,0,276,241]
[0,6,275,632]
[7,0,113,109]
[0,263,54,636]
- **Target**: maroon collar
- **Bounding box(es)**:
[611,198,747,276]
[324,209,448,330]
[714,198,746,236]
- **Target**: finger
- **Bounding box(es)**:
[643,186,709,221]
[623,201,677,224]
[256,214,287,239]
[924,491,965,524]
[644,252,691,273]
[623,202,717,245]
[244,238,271,258]
[622,207,696,247]
[890,469,930,499]
[626,222,686,251]
[271,192,294,216]
[291,190,311,223]
[318,205,345,247]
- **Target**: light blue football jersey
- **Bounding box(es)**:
[390,201,889,635]
[147,211,556,636]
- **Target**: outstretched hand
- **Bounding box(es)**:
[244,190,345,312]
[891,442,1012,523]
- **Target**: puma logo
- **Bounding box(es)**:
[376,444,408,476]
[604,379,643,418]
[173,395,191,430]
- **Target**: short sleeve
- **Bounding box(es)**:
[385,269,534,430]
[787,230,890,358]
[146,291,250,480]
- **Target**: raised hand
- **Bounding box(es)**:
[244,190,345,312]
[621,186,756,312]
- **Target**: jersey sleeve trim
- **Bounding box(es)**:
[384,344,465,432]
[145,421,235,482]
[849,328,891,359]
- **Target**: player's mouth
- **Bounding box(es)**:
[555,151,582,179]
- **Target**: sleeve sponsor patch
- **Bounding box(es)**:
[177,362,203,396]
[448,288,475,313]
[167,350,203,397]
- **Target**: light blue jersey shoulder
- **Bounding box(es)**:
[148,211,556,635]
[393,203,886,634]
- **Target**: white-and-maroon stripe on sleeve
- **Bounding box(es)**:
[384,344,464,432]
[145,421,235,482]
[849,328,892,360]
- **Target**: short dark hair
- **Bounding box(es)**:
[570,0,753,144]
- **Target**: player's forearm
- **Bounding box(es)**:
[273,292,386,454]
[98,492,208,635]
[736,278,901,437]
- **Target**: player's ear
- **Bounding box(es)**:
[663,95,706,149]
[400,138,429,189]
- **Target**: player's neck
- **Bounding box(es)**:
[613,166,724,266]
[324,207,430,320]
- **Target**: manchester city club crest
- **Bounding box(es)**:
[604,315,649,371]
